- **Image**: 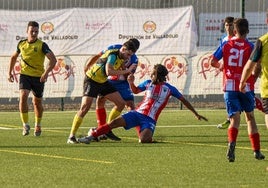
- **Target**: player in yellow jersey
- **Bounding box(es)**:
[67,39,139,144]
[240,9,268,130]
[8,21,57,136]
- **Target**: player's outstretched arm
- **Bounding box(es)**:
[179,97,208,121]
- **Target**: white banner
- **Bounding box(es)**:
[0,6,197,56]
[0,51,260,98]
[199,12,268,46]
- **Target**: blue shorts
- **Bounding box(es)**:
[224,91,255,118]
[122,111,156,133]
[109,80,134,101]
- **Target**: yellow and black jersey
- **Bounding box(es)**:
[17,39,52,77]
[86,49,125,83]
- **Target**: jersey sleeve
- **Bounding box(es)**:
[137,80,151,91]
[212,40,228,60]
[166,83,183,99]
[101,44,122,56]
[42,42,52,54]
[107,44,122,50]
[107,54,117,66]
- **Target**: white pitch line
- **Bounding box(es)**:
[0,123,266,130]
[0,149,114,164]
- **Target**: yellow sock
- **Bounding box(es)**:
[70,114,83,136]
[20,113,29,125]
[35,116,42,127]
[107,108,121,123]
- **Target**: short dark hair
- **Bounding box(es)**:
[27,21,39,28]
[233,18,249,35]
[224,17,234,24]
[129,38,140,50]
[123,38,140,53]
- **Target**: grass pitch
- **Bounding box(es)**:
[0,109,268,187]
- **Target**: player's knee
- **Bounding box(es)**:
[116,100,126,110]
[139,136,153,143]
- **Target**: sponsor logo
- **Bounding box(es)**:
[41,22,54,34]
[143,21,156,33]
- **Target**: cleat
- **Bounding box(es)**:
[105,131,121,141]
[87,127,107,142]
[34,126,42,136]
[78,136,93,144]
[98,134,108,140]
[254,151,265,160]
[226,142,236,162]
[67,136,79,144]
[88,128,99,142]
[217,120,230,129]
[22,125,30,136]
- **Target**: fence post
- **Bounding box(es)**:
[61,97,64,111]
[240,0,245,18]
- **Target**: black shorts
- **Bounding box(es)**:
[19,74,44,98]
[262,98,268,114]
[83,76,117,98]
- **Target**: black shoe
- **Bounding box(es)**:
[254,150,265,160]
[105,131,121,141]
[226,142,236,162]
[67,136,79,144]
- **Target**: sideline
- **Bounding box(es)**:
[0,149,114,164]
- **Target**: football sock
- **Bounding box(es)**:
[96,108,106,127]
[249,133,260,151]
[35,116,42,127]
[92,124,111,138]
[107,108,121,123]
[70,114,83,136]
[228,127,238,143]
[20,112,29,126]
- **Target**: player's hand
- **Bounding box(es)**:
[196,114,208,121]
[40,74,48,83]
[8,75,14,82]
[128,64,137,73]
[127,74,135,83]
[239,82,246,93]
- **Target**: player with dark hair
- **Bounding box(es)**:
[67,39,139,144]
[78,64,208,144]
[84,39,141,141]
[217,16,234,129]
[8,21,57,136]
[210,18,265,162]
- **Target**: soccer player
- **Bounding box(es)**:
[84,39,140,141]
[7,21,57,137]
[209,18,265,162]
[78,64,208,144]
[216,16,234,129]
[67,39,139,144]
[240,9,268,130]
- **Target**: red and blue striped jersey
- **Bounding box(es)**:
[136,80,182,121]
[213,37,254,91]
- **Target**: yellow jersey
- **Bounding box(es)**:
[86,49,125,83]
[17,39,52,77]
